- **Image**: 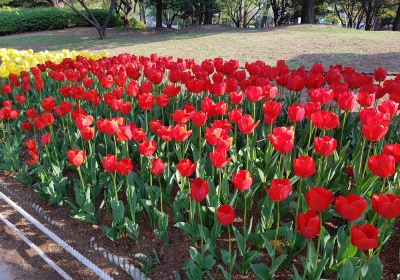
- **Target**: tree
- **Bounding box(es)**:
[392,0,400,30]
[301,0,315,23]
[221,0,265,28]
[362,0,391,30]
[116,0,137,27]
[62,0,117,39]
[333,0,364,27]
[270,0,292,26]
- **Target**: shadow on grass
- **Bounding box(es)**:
[287,52,400,74]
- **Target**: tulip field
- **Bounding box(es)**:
[0,48,399,279]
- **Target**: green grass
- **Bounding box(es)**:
[1,24,399,72]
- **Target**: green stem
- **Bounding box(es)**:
[159,176,163,213]
[113,171,118,199]
[340,112,347,147]
[77,167,85,190]
[274,202,280,256]
[243,191,247,236]
[228,225,233,275]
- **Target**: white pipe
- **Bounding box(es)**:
[0,187,114,280]
[0,212,73,280]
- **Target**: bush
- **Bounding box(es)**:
[0,7,123,36]
[128,17,147,29]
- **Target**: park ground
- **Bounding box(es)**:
[0,24,399,73]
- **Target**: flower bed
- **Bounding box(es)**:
[0,52,399,279]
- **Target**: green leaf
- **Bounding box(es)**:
[361,255,383,280]
[110,199,125,224]
[251,263,272,280]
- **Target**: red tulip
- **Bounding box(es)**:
[335,194,367,221]
[238,114,260,134]
[190,178,209,202]
[21,121,31,131]
[217,205,235,225]
[351,224,379,251]
[150,120,163,133]
[368,154,396,178]
[232,170,253,191]
[41,133,51,146]
[67,149,86,167]
[173,124,192,142]
[171,109,191,124]
[157,125,174,142]
[101,75,114,88]
[378,100,398,118]
[288,103,305,123]
[357,90,375,107]
[293,155,316,178]
[15,94,26,104]
[337,91,356,112]
[156,94,170,107]
[210,148,231,169]
[28,149,39,165]
[383,144,400,164]
[374,67,387,82]
[25,139,37,150]
[26,108,38,119]
[191,111,207,126]
[138,93,154,110]
[304,102,321,119]
[245,86,264,102]
[268,179,292,202]
[268,126,295,154]
[163,84,181,97]
[41,97,56,112]
[117,158,133,175]
[176,159,197,177]
[306,187,334,212]
[263,101,282,125]
[151,158,165,175]
[371,194,400,219]
[205,127,224,146]
[309,88,333,105]
[132,128,147,142]
[362,124,388,142]
[228,108,242,123]
[297,210,320,239]
[139,140,157,156]
[1,84,13,95]
[311,110,340,130]
[102,154,118,173]
[230,91,244,104]
[80,127,95,141]
[314,136,337,157]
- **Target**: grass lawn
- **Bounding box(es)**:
[1,24,399,72]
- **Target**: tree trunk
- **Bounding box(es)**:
[301,0,315,24]
[260,15,268,28]
[140,1,146,24]
[204,1,213,25]
[365,12,373,30]
[156,0,163,27]
[393,1,400,31]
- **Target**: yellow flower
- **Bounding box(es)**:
[0,48,108,78]
[0,65,10,78]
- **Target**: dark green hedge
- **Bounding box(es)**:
[0,8,123,36]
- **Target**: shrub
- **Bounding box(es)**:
[0,7,123,36]
[128,17,147,29]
